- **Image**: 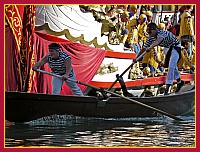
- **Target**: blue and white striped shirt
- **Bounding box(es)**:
[47,51,72,75]
[144,29,180,48]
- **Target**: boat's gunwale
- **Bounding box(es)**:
[5,89,194,103]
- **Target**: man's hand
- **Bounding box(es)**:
[145,47,152,52]
[137,48,146,58]
[32,66,37,71]
[62,74,69,81]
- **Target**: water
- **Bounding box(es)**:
[5,115,195,147]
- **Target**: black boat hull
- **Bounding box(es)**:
[5,91,194,122]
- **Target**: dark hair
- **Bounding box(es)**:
[147,22,157,30]
[48,43,61,50]
[181,40,189,47]
[185,5,193,10]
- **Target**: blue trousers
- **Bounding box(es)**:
[52,71,83,96]
[166,48,180,84]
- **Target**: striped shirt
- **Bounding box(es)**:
[144,29,180,48]
[47,51,72,75]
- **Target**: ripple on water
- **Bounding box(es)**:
[5,115,195,147]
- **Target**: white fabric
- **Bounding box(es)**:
[36,5,104,43]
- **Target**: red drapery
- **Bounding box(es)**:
[5,5,36,92]
[5,25,20,91]
[31,32,107,95]
[5,5,24,52]
[20,5,36,92]
[5,5,24,91]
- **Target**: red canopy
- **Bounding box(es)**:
[31,32,107,95]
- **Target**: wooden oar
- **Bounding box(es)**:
[35,69,183,121]
[107,51,146,91]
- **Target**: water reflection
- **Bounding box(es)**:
[5,115,195,147]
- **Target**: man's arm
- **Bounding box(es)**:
[137,36,164,60]
[146,37,163,51]
[32,55,48,71]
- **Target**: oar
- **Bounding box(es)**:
[34,69,183,121]
[107,51,146,91]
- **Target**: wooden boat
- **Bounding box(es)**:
[5,89,194,122]
[5,6,195,123]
